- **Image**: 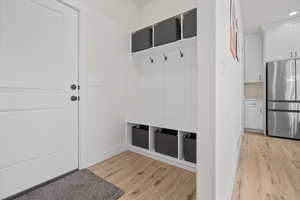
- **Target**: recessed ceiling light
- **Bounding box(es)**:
[289,11,299,16]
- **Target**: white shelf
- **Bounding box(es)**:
[131,37,197,61]
[126,121,197,172]
[127,145,196,172]
[126,119,197,133]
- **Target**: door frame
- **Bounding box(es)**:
[56,0,88,169]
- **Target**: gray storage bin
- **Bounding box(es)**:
[155,129,178,158]
[183,133,196,163]
[183,8,197,39]
[154,17,181,47]
[132,125,149,149]
[132,27,153,52]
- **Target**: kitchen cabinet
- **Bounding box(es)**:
[293,22,300,58]
[264,22,300,62]
[245,100,263,130]
[245,35,263,83]
[264,25,293,62]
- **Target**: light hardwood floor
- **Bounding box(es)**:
[232,133,300,200]
[89,151,196,200]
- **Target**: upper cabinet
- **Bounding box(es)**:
[264,22,300,62]
[245,34,263,83]
[131,8,197,53]
[264,25,293,62]
[293,22,300,58]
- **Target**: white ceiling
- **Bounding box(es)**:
[131,0,157,6]
[241,0,300,34]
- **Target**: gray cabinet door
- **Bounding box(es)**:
[267,60,296,101]
[268,110,296,138]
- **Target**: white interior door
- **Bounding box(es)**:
[0,0,79,198]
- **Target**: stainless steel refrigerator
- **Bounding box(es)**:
[267,59,300,139]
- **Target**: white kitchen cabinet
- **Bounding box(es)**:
[264,25,293,62]
[264,22,300,62]
[293,22,300,58]
[245,35,263,83]
[245,100,263,130]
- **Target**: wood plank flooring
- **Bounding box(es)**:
[89,151,196,200]
[232,133,300,200]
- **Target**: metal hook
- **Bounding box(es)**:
[180,49,184,58]
[149,57,154,63]
[163,54,168,61]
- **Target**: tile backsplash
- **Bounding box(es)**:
[245,82,263,100]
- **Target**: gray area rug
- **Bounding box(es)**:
[11,169,124,200]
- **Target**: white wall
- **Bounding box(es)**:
[139,0,197,26]
[81,0,139,167]
[215,0,244,199]
[196,0,216,199]
[197,0,244,199]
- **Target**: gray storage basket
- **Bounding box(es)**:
[131,27,153,52]
[154,17,181,47]
[155,129,178,158]
[183,8,197,38]
[183,133,196,163]
[132,125,149,149]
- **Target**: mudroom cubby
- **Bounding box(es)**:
[155,128,178,158]
[132,125,149,149]
[154,16,181,47]
[131,26,153,53]
[127,7,198,173]
[130,8,197,54]
[183,8,197,39]
[126,122,197,172]
[182,132,197,163]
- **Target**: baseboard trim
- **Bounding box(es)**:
[244,128,264,134]
[127,145,196,172]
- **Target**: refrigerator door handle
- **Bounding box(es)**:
[297,59,300,101]
[293,113,297,138]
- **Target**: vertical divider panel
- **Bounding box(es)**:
[149,126,156,152]
[178,131,183,160]
[126,122,136,146]
[180,14,184,40]
[152,25,155,48]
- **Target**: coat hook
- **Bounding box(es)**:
[180,49,184,58]
[149,57,154,63]
[163,54,168,61]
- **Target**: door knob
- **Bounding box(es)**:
[70,84,77,90]
[71,96,78,101]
